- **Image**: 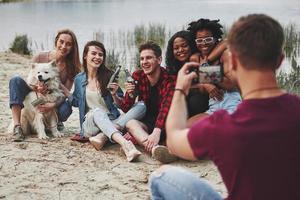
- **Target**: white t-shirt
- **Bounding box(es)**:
[86,87,108,112]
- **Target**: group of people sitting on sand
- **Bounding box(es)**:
[9,13,300,200]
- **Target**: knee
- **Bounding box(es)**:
[9,75,23,87]
[125,119,139,130]
[93,107,108,120]
[149,165,173,197]
[151,165,172,179]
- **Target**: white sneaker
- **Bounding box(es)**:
[122,141,142,162]
[89,133,108,151]
[152,145,178,164]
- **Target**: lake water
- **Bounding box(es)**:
[0,0,300,68]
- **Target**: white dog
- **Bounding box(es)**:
[20,61,65,139]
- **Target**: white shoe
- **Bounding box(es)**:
[89,133,108,151]
[122,141,142,162]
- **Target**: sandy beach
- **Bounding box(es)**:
[0,52,226,200]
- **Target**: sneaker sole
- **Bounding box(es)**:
[152,146,178,164]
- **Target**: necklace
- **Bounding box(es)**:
[242,86,280,99]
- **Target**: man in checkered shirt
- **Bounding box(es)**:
[111,41,177,163]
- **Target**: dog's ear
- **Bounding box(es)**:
[50,60,56,68]
[32,63,36,69]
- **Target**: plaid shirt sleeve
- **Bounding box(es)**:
[154,73,176,129]
[117,70,141,112]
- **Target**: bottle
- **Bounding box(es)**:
[124,68,138,98]
[107,65,122,91]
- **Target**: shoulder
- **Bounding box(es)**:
[161,67,176,82]
[74,72,86,81]
[189,110,230,140]
[132,69,145,79]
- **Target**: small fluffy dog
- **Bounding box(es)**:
[20,61,65,139]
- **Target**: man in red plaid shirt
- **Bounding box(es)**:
[111,41,177,163]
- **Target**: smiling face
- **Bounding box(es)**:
[55,33,73,58]
[195,29,216,56]
[140,49,162,75]
[173,37,191,63]
[84,45,104,70]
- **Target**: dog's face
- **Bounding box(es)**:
[32,61,59,83]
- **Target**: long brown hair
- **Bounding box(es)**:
[82,40,112,96]
[55,29,81,80]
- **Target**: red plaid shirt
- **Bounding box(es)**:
[119,67,175,130]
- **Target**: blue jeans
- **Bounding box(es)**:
[82,101,146,142]
[149,166,223,200]
[206,91,241,115]
[9,75,72,122]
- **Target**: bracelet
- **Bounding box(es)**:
[174,88,187,97]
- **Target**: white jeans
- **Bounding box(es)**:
[82,101,146,142]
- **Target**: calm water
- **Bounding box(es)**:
[0,0,300,67]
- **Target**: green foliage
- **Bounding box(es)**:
[133,23,166,48]
[277,24,300,95]
[284,23,300,60]
[9,34,31,55]
[106,50,121,70]
[277,57,300,95]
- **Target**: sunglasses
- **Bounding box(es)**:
[195,36,215,45]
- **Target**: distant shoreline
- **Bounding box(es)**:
[0,0,25,3]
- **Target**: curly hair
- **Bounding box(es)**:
[187,18,223,40]
[165,30,197,75]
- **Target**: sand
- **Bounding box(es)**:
[0,52,226,200]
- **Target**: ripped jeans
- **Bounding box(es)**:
[82,101,146,142]
[149,166,223,200]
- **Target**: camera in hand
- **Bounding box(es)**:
[191,64,223,84]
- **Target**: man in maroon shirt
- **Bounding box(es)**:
[149,14,300,200]
[112,41,176,162]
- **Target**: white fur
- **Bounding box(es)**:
[20,61,65,139]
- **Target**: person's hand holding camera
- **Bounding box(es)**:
[176,62,199,96]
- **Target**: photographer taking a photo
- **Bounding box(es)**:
[149,14,300,200]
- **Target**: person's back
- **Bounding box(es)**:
[149,14,300,200]
[189,93,300,200]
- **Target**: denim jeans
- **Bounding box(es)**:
[206,91,241,115]
[82,101,146,142]
[149,166,223,200]
[9,75,72,122]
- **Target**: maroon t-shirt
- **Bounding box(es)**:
[188,93,300,200]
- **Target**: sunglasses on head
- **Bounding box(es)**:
[195,36,215,45]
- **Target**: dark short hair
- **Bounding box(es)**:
[228,14,284,69]
[165,30,197,75]
[139,41,162,57]
[187,18,223,40]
